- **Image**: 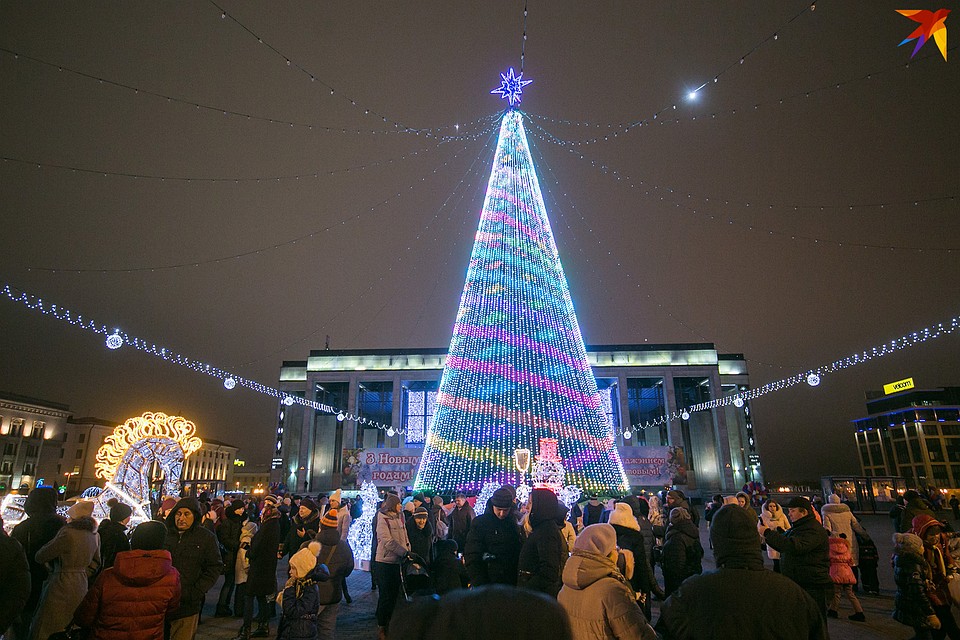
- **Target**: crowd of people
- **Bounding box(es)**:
[4,484,960,640]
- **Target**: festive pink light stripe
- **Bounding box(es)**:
[488,186,539,221]
[453,322,591,371]
[485,207,543,249]
[435,391,612,451]
[445,355,601,409]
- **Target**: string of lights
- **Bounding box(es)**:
[209,2,477,138]
[0,129,489,183]
[23,132,494,274]
[523,116,958,253]
[623,314,960,435]
[526,42,956,139]
[514,2,818,147]
[236,129,498,368]
[0,281,400,435]
[0,46,494,139]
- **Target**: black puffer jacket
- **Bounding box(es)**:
[763,512,831,588]
[11,487,63,617]
[0,530,30,635]
[464,511,522,586]
[218,502,245,576]
[97,518,130,570]
[893,551,937,629]
[661,520,703,595]
[406,516,434,562]
[246,511,281,596]
[163,497,223,619]
[517,490,567,597]
[610,523,658,593]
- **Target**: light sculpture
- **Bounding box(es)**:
[473,481,502,517]
[347,481,380,565]
[414,93,630,495]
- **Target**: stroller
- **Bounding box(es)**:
[400,552,434,600]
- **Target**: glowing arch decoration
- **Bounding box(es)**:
[90,411,202,520]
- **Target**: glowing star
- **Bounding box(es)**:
[897,9,950,61]
[490,67,533,106]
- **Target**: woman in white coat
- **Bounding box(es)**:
[821,494,867,567]
[760,500,791,573]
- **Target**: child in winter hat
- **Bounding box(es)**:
[276,541,322,637]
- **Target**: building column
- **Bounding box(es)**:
[709,371,737,492]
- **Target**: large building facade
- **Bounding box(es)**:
[854,386,960,490]
[0,393,70,493]
[275,343,762,497]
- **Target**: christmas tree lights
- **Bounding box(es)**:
[414,106,630,495]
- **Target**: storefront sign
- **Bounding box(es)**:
[342,447,422,487]
[618,446,687,486]
[884,377,915,395]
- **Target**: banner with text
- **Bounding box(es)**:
[618,445,687,486]
[343,447,422,488]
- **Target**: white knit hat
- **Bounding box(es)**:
[289,541,320,577]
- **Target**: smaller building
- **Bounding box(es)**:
[0,392,70,493]
[853,386,960,490]
[179,439,238,498]
[232,462,272,495]
[60,417,120,493]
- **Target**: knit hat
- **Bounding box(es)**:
[263,494,280,508]
[68,499,95,520]
[230,499,246,513]
[289,541,321,577]
[711,504,763,568]
[131,520,168,551]
[785,496,812,512]
[669,506,691,524]
[414,506,428,517]
[573,523,618,558]
[108,498,133,522]
[380,494,401,513]
[412,492,426,504]
[321,508,339,529]
[894,532,924,556]
[301,497,318,512]
[491,487,514,508]
[828,494,841,504]
[160,497,178,512]
[608,502,639,530]
[329,489,342,506]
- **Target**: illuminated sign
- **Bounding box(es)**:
[884,377,915,395]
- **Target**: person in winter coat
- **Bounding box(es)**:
[389,584,573,640]
[312,508,354,640]
[759,496,831,620]
[557,524,656,640]
[430,539,467,594]
[665,490,699,527]
[216,500,246,617]
[30,499,101,640]
[447,492,475,551]
[760,500,791,573]
[910,513,960,637]
[98,499,133,571]
[633,499,657,572]
[820,493,867,581]
[430,496,449,542]
[855,530,880,595]
[660,507,702,597]
[827,533,864,621]
[517,489,567,597]
[464,487,522,587]
[73,520,181,640]
[374,493,411,636]
[276,542,321,640]
[892,532,941,636]
[234,520,258,619]
[900,489,938,533]
[646,495,665,533]
[556,504,577,553]
[406,506,434,563]
[164,497,223,640]
[581,495,604,527]
[236,495,282,640]
[0,516,30,638]
[283,498,321,558]
[11,486,63,640]
[328,491,352,542]
[608,502,662,620]
[656,505,827,640]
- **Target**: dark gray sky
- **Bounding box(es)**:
[1,2,957,483]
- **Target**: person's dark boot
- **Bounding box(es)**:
[232,625,251,640]
[826,609,839,619]
[251,622,269,638]
[848,612,866,622]
[216,606,233,617]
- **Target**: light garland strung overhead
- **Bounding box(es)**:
[23,136,488,275]
[0,46,488,140]
[0,282,403,435]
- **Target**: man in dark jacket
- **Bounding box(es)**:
[448,492,475,551]
[10,486,63,640]
[98,498,133,570]
[236,494,282,640]
[283,497,320,558]
[464,488,522,586]
[517,489,566,597]
[164,496,223,640]
[216,499,246,616]
[760,496,831,620]
[406,506,434,562]
[0,515,31,637]
[656,505,827,639]
[313,508,354,640]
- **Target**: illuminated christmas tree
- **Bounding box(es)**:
[414,71,629,495]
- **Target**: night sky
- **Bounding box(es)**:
[1,2,957,484]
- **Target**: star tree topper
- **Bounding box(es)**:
[490,67,533,107]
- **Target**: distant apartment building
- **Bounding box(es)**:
[0,392,70,493]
